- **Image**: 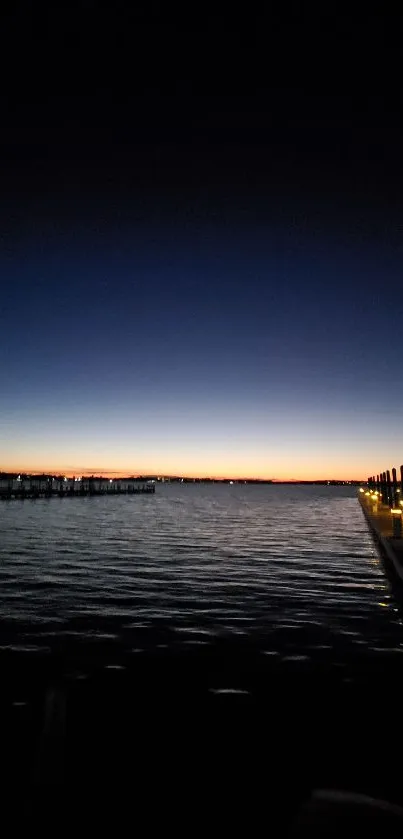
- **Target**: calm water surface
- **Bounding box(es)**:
[0,485,402,668]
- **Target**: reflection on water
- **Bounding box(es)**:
[0,484,401,671]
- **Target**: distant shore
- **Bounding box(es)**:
[0,471,363,486]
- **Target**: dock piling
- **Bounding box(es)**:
[392,468,398,507]
[386,470,392,507]
[391,508,402,538]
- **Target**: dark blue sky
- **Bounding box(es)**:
[1,7,402,477]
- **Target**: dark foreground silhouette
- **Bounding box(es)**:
[1,639,403,835]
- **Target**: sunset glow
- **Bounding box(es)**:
[1,422,398,482]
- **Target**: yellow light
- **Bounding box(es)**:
[359,488,365,493]
[365,491,370,496]
[391,508,402,516]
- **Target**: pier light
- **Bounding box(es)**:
[109,479,113,483]
[391,508,402,515]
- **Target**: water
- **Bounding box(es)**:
[0,484,402,674]
[2,483,403,801]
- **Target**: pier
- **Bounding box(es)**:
[0,474,156,500]
[359,468,403,583]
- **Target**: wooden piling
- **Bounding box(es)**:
[381,472,387,504]
[392,467,398,507]
[386,470,392,507]
[392,508,402,538]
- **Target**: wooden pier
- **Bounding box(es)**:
[0,475,156,501]
[359,467,403,583]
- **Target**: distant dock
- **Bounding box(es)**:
[0,475,156,500]
[359,468,403,584]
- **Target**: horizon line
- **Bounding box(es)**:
[1,467,366,482]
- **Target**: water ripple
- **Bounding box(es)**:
[0,485,401,662]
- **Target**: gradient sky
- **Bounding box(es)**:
[1,8,402,479]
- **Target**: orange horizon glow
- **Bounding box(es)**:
[1,461,367,481]
[2,392,397,484]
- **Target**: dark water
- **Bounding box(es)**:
[0,484,402,670]
[2,484,403,806]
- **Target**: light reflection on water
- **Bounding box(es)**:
[0,484,401,666]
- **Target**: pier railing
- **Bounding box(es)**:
[361,467,403,537]
[366,468,403,509]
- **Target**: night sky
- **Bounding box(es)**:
[1,7,402,479]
